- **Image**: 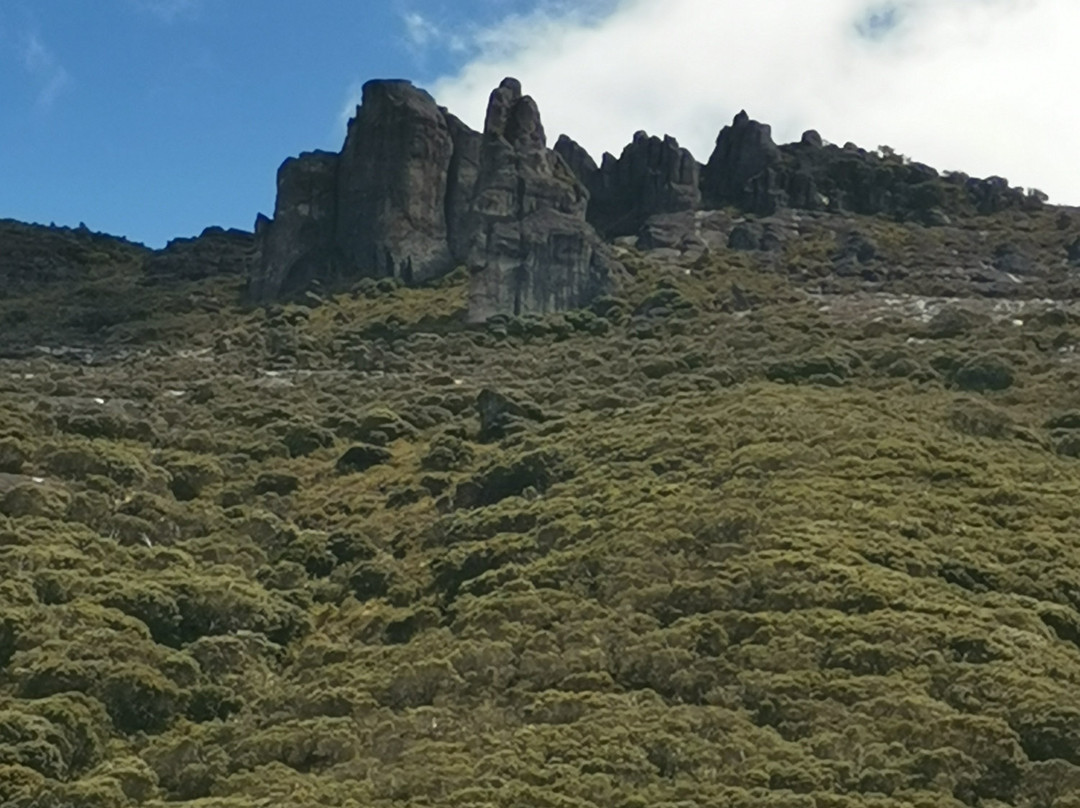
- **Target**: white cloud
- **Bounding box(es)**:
[418,0,1080,203]
[21,33,70,110]
[404,12,442,49]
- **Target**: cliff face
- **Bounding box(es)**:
[253,78,619,321]
[335,80,456,286]
[250,151,339,300]
[253,79,1044,319]
[464,79,618,322]
[557,131,700,238]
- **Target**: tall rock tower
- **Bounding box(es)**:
[252,77,619,321]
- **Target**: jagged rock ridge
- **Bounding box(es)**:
[700,111,1045,221]
[556,131,700,238]
[253,80,1047,318]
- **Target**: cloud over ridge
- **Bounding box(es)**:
[420,0,1078,204]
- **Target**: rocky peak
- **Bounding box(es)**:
[483,78,547,152]
[465,79,618,322]
[250,150,339,301]
[252,76,617,321]
[553,135,599,183]
[335,79,456,285]
[587,130,701,236]
[701,111,783,213]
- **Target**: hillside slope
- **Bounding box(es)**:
[2,206,1080,807]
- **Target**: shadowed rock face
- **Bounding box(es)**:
[336,80,455,286]
[556,132,699,237]
[701,111,784,214]
[594,132,700,236]
[444,112,482,261]
[699,110,1041,220]
[251,151,338,301]
[553,135,598,189]
[464,79,618,323]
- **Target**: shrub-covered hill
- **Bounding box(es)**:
[3,207,1080,807]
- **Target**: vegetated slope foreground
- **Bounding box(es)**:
[4,206,1080,808]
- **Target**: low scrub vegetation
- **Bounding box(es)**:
[3,209,1080,807]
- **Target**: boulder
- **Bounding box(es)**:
[637,211,698,252]
[728,222,764,251]
[477,387,544,442]
[336,80,456,285]
[336,444,393,474]
[1066,237,1080,265]
[464,78,619,322]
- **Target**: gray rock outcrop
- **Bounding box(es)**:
[553,135,599,189]
[253,78,617,320]
[335,80,456,285]
[557,132,700,237]
[444,112,483,261]
[252,77,1040,312]
[597,133,701,236]
[699,110,1038,221]
[251,150,338,300]
[253,80,463,303]
[464,79,619,322]
[701,111,785,214]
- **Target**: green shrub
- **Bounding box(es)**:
[947,398,1015,439]
[279,423,335,458]
[40,442,144,486]
[952,355,1016,391]
[0,438,29,473]
[452,450,569,509]
[156,452,223,501]
[336,444,392,474]
[421,434,474,472]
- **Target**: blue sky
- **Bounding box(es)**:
[0,0,538,247]
[3,1,1078,248]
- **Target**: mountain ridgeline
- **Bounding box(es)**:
[251,77,1043,320]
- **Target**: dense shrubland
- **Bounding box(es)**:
[2,209,1080,806]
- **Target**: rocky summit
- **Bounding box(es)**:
[6,78,1080,808]
[251,76,1046,323]
[252,77,620,322]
